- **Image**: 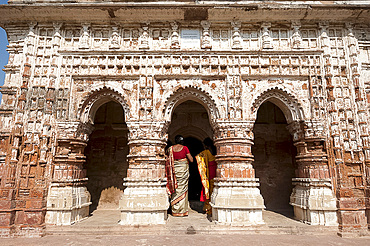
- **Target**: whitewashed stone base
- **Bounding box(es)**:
[45,183,91,225]
[119,180,169,225]
[211,178,265,226]
[290,178,338,226]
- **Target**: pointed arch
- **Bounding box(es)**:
[163,86,220,125]
[251,87,304,124]
[78,86,130,124]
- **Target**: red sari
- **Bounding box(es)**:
[165,146,190,216]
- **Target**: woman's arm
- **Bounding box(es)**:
[186,153,194,163]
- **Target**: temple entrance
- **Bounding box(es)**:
[252,101,297,217]
[167,100,213,207]
[84,101,129,213]
[184,137,204,201]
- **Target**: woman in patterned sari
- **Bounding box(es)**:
[165,135,193,217]
[196,137,217,215]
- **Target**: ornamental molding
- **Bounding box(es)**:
[78,85,130,125]
[251,86,304,124]
[126,121,168,142]
[163,86,219,125]
[213,120,254,140]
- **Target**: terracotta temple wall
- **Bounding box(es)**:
[0,2,369,237]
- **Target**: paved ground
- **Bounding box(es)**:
[1,202,370,245]
[45,202,338,236]
[1,234,369,246]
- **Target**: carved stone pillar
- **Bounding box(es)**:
[261,22,272,49]
[139,23,150,50]
[51,22,61,88]
[288,121,338,226]
[201,21,212,49]
[45,122,93,225]
[52,22,62,46]
[0,22,36,229]
[291,21,302,49]
[24,22,37,87]
[231,21,242,50]
[319,22,330,55]
[170,22,180,49]
[109,25,120,49]
[211,121,264,225]
[79,23,90,49]
[119,121,168,225]
[336,23,369,235]
[0,22,45,236]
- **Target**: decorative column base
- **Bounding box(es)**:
[211,178,265,226]
[119,180,169,225]
[290,178,338,226]
[45,181,91,225]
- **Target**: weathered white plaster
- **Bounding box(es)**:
[211,179,265,226]
[46,185,91,225]
[119,180,169,225]
[1,1,370,235]
[290,178,338,226]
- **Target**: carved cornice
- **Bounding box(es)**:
[1,4,369,24]
[58,50,324,56]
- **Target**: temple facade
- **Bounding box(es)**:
[0,0,369,237]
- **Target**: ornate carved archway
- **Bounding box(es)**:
[163,86,220,127]
[47,86,130,225]
[163,86,219,202]
[251,87,337,226]
[251,87,304,124]
[79,86,130,125]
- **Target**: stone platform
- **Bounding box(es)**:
[46,202,338,236]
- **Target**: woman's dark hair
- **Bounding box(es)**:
[165,140,173,153]
[175,135,184,145]
[203,137,217,155]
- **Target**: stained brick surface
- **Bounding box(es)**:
[0,0,369,237]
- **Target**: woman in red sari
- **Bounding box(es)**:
[165,135,193,216]
[196,137,217,215]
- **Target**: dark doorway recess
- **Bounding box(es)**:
[167,100,213,209]
[252,101,297,217]
[84,101,129,213]
[184,136,204,201]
